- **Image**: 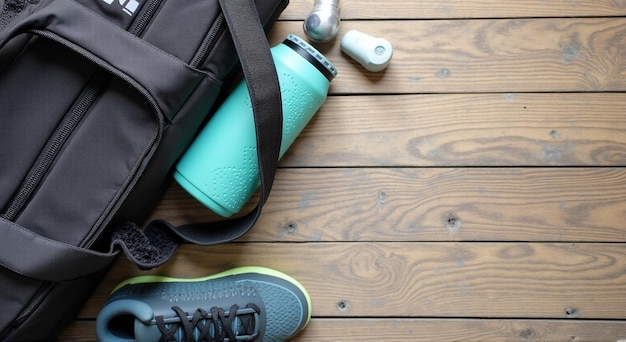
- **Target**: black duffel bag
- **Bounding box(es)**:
[0,0,287,339]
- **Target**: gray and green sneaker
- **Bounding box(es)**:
[96,266,311,342]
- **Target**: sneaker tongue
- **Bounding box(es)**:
[133,318,164,342]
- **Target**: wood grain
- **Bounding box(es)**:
[60,318,626,341]
[78,243,626,319]
[267,19,626,94]
[281,0,626,19]
[278,93,626,167]
[297,318,626,341]
[146,168,626,243]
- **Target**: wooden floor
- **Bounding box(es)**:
[61,0,626,340]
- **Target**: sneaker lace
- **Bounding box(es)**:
[156,303,261,342]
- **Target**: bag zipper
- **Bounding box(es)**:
[1,73,107,221]
[128,0,165,36]
[190,12,225,69]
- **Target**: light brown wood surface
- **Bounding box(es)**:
[268,19,626,94]
[145,168,626,243]
[279,94,626,167]
[280,0,626,19]
[61,0,626,340]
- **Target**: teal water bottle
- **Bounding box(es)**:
[174,34,337,217]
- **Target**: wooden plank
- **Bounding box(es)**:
[280,93,626,167]
[79,243,626,319]
[267,19,626,93]
[147,168,626,242]
[59,318,626,341]
[298,318,626,341]
[280,0,626,19]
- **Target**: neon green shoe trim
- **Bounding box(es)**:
[111,266,312,327]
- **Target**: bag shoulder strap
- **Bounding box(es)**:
[172,0,282,245]
[119,0,283,269]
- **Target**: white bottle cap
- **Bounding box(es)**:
[340,30,393,72]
